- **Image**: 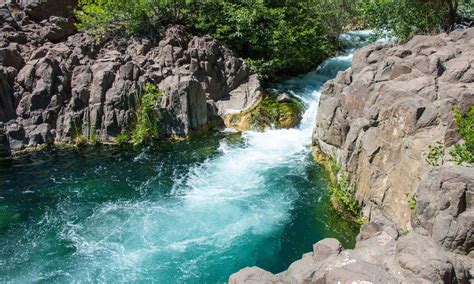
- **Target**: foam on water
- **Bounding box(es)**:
[0,31,374,283]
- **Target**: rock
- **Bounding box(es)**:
[0,4,20,29]
[414,165,474,255]
[312,238,342,261]
[0,1,262,151]
[277,93,291,103]
[42,16,75,42]
[22,0,78,21]
[395,233,469,283]
[0,67,17,122]
[229,267,279,284]
[0,46,25,70]
[313,28,474,229]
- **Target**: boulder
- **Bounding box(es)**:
[396,233,469,283]
[42,16,75,42]
[414,165,474,255]
[229,267,279,284]
[277,93,292,103]
[22,0,78,20]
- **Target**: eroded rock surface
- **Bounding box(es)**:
[231,29,473,283]
[314,28,474,228]
[0,2,261,151]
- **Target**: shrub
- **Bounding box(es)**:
[131,83,163,145]
[326,159,366,225]
[357,0,473,42]
[450,106,474,164]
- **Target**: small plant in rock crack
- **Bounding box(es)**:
[424,141,444,167]
[450,106,474,165]
[406,193,417,213]
[132,83,163,146]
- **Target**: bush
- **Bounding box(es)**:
[406,193,417,213]
[76,0,357,80]
[115,132,130,145]
[357,0,473,42]
[131,83,163,145]
[193,0,344,79]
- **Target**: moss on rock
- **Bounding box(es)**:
[226,92,303,131]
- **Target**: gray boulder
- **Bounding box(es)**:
[414,165,474,255]
[277,93,292,103]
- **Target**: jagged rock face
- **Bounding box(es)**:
[313,28,474,228]
[413,165,474,256]
[230,209,471,283]
[0,4,261,151]
[230,30,474,283]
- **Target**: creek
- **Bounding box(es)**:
[0,31,372,283]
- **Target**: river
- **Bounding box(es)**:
[0,31,372,283]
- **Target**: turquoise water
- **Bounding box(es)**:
[0,32,370,283]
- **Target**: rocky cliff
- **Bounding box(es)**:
[0,1,261,153]
[230,29,473,283]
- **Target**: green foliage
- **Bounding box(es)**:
[76,0,196,37]
[193,0,345,79]
[116,132,131,145]
[406,193,417,212]
[89,132,99,146]
[325,159,366,225]
[357,0,473,42]
[450,106,474,164]
[76,0,358,80]
[424,141,444,167]
[131,83,163,145]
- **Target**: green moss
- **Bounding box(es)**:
[229,92,303,131]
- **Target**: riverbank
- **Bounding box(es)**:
[230,27,474,283]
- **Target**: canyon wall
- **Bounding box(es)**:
[231,28,473,283]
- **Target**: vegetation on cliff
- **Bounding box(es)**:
[312,147,366,225]
[424,106,474,166]
[131,84,163,145]
[451,106,474,164]
[75,0,354,80]
[76,0,472,80]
